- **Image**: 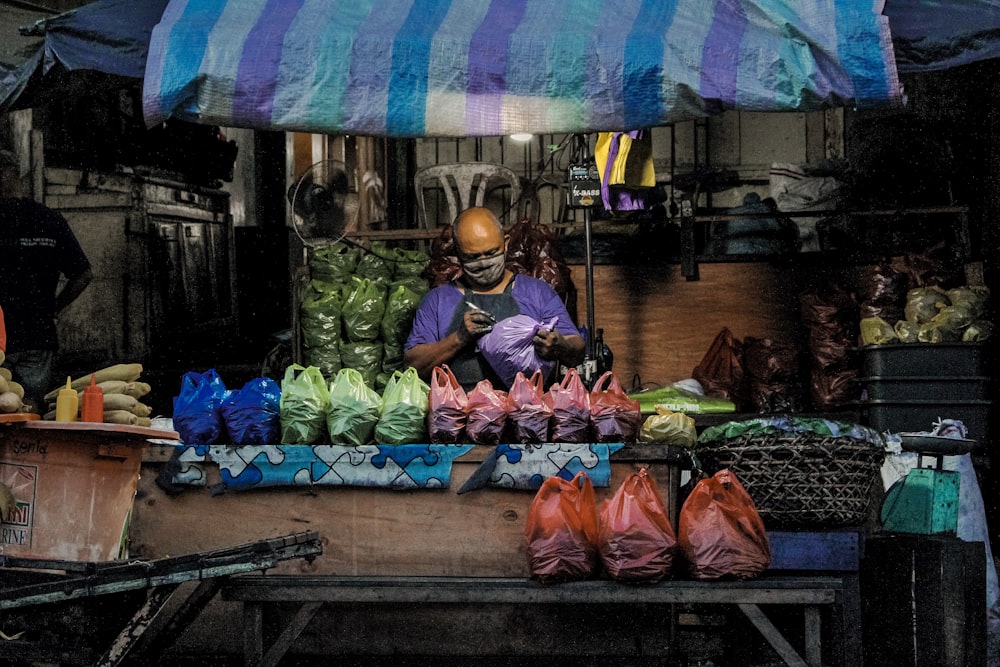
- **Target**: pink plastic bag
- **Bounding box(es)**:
[465,379,509,446]
[589,371,642,443]
[547,368,592,443]
[507,369,553,443]
[427,365,468,443]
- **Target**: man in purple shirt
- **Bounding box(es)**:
[404,207,584,391]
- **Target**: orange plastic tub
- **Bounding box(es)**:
[0,421,178,562]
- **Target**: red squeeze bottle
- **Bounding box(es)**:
[81,374,104,423]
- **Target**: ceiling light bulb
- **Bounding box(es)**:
[509,133,533,142]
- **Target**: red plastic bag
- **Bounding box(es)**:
[677,469,771,580]
[427,365,468,443]
[525,471,600,584]
[465,379,508,446]
[692,327,745,407]
[589,371,642,443]
[507,369,552,443]
[599,468,678,582]
[547,368,591,443]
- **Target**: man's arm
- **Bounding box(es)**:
[55,268,93,315]
[403,309,494,381]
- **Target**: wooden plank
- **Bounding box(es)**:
[803,605,822,666]
[222,575,840,606]
[259,602,323,667]
[243,602,264,666]
[738,603,810,667]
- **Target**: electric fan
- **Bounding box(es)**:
[287,159,359,245]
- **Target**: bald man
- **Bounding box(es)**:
[404,207,584,391]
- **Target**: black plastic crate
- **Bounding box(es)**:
[861,399,992,442]
[856,376,990,402]
[861,343,987,378]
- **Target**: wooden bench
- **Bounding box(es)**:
[221,531,863,667]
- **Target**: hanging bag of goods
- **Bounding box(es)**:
[173,368,229,445]
[547,367,591,443]
[374,367,429,445]
[465,379,508,446]
[279,364,330,445]
[507,369,553,444]
[327,368,384,446]
[220,376,282,447]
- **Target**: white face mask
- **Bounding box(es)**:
[461,253,506,289]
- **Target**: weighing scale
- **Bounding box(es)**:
[880,434,976,535]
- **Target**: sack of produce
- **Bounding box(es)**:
[904,285,950,324]
[478,314,558,390]
[327,368,383,446]
[374,367,429,445]
[173,368,229,445]
[692,327,745,407]
[427,365,468,443]
[589,371,642,443]
[507,369,552,444]
[678,469,771,580]
[525,471,600,585]
[381,283,422,348]
[357,245,394,285]
[339,341,384,388]
[341,276,387,342]
[221,377,281,447]
[465,379,508,446]
[599,468,678,582]
[547,368,591,443]
[309,242,359,284]
[279,364,330,445]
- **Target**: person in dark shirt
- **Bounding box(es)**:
[0,150,92,410]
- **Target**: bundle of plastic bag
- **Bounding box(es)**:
[173,368,229,444]
[374,367,429,445]
[279,365,330,445]
[478,315,558,390]
[220,377,281,446]
[327,368,383,446]
[465,379,508,446]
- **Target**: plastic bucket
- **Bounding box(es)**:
[0,425,145,562]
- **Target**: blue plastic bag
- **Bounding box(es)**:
[173,368,229,444]
[220,377,282,446]
[478,314,558,389]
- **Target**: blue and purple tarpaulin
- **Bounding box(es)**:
[141,0,903,137]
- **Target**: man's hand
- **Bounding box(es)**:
[532,328,564,361]
[457,310,494,346]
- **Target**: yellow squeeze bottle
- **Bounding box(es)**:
[55,376,79,422]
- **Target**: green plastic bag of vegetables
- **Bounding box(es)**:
[381,283,422,347]
[342,277,387,342]
[375,367,430,445]
[279,364,330,444]
[327,368,383,446]
[300,282,343,349]
[340,341,384,387]
[309,243,360,284]
[357,243,395,284]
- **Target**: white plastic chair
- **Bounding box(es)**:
[414,162,522,229]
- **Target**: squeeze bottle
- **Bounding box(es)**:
[81,374,103,423]
[55,376,79,422]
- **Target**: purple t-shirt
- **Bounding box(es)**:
[405,276,579,350]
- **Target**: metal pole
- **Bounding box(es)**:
[584,205,596,361]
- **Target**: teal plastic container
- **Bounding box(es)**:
[881,467,960,535]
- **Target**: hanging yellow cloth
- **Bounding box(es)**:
[594,130,656,211]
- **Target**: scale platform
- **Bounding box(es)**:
[880,434,976,536]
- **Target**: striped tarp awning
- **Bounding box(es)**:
[142,0,902,137]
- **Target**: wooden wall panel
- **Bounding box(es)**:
[569,262,815,391]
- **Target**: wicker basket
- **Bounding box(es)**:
[694,432,886,527]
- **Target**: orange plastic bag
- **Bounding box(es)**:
[525,471,600,584]
[590,371,642,443]
[507,369,552,443]
[599,468,678,582]
[547,367,591,443]
[677,469,771,580]
[465,379,508,446]
[427,365,468,443]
